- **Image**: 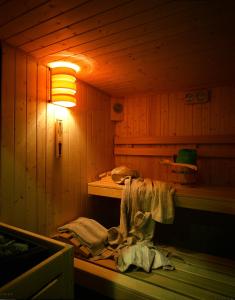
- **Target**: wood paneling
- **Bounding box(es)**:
[115,135,235,145]
[0,43,114,235]
[115,87,235,186]
[0,0,235,96]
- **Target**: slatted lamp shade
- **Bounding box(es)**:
[48,61,80,107]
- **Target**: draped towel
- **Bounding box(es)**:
[120,177,175,240]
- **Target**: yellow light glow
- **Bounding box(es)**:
[53,101,76,108]
[52,87,76,95]
[48,61,80,73]
[52,94,76,107]
[48,60,79,108]
[52,74,76,82]
[54,104,68,119]
[52,80,76,90]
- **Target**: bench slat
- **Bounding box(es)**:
[163,245,235,267]
[152,267,235,298]
[74,258,192,300]
[173,260,235,287]
[160,246,235,276]
[128,271,230,300]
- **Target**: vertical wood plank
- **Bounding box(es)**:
[0,43,15,223]
[183,93,193,136]
[192,102,202,135]
[175,92,185,135]
[45,69,55,235]
[149,94,161,136]
[78,81,88,217]
[68,106,80,222]
[37,64,47,234]
[168,92,177,136]
[160,93,169,136]
[26,56,37,231]
[14,50,27,228]
[201,100,210,135]
[139,95,148,137]
[210,87,221,135]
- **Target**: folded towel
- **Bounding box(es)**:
[58,217,108,256]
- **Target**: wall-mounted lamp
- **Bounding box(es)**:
[48,61,80,107]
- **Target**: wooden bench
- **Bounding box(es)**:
[73,179,235,299]
[74,244,235,300]
[88,178,235,215]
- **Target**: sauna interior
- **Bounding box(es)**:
[0,0,235,299]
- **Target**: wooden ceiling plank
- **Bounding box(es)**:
[81,25,235,70]
[78,48,235,96]
[1,0,88,40]
[0,0,11,6]
[1,0,235,96]
[0,0,49,28]
[88,36,235,73]
[31,0,186,59]
[11,0,134,50]
[81,23,207,60]
[85,47,235,88]
[6,0,104,46]
[22,0,167,55]
[87,16,235,60]
[30,0,234,60]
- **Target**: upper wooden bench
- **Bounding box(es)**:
[88,177,235,215]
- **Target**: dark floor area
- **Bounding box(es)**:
[74,284,112,300]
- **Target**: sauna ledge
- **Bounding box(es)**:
[88,180,235,215]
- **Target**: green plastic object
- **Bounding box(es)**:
[176,149,197,165]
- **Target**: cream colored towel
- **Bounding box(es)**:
[120,178,175,240]
[58,217,108,256]
[117,242,174,272]
[151,180,175,224]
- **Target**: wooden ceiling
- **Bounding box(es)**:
[0,0,235,96]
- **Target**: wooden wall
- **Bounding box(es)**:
[0,42,114,235]
[115,88,235,186]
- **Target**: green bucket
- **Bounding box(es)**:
[176,149,197,165]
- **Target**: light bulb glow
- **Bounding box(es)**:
[48,61,80,73]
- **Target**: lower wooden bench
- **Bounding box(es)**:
[74,245,235,300]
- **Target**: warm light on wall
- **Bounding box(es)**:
[48,61,80,107]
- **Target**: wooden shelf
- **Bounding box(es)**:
[88,179,235,215]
